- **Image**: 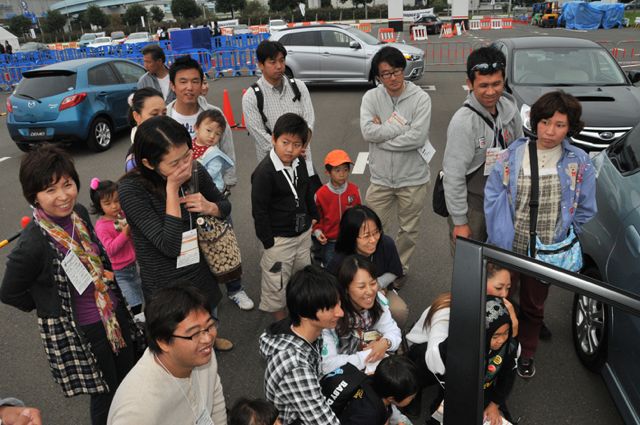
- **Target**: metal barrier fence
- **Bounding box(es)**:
[425,40,476,65]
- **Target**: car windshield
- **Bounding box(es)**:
[94,38,110,43]
[345,27,381,45]
[15,73,76,99]
[129,33,147,39]
[512,47,627,85]
[270,20,285,25]
[80,34,96,41]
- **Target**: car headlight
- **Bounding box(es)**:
[520,104,534,136]
[403,53,421,61]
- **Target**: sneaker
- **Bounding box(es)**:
[517,357,536,378]
[214,337,234,352]
[229,290,254,311]
[539,322,552,340]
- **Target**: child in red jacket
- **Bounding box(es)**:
[313,150,362,266]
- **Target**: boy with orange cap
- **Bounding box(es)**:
[313,149,362,266]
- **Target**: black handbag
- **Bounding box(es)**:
[432,170,449,217]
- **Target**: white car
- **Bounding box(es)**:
[268,19,288,32]
[124,32,151,44]
[88,37,113,48]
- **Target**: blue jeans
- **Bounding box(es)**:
[114,262,144,308]
[225,278,242,295]
[322,241,337,267]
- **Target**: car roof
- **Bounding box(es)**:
[31,57,134,72]
[275,23,350,33]
[496,36,600,49]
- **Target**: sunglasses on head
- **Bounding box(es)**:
[470,62,505,74]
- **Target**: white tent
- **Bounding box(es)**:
[0,27,20,52]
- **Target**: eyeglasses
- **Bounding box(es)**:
[358,229,381,240]
[379,69,404,80]
[172,320,219,342]
[470,62,505,74]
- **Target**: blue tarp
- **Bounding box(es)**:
[559,1,623,30]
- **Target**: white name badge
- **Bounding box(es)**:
[484,147,505,176]
[177,229,200,269]
[418,142,436,164]
[61,251,93,295]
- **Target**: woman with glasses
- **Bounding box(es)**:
[326,205,409,328]
[118,115,234,351]
[484,91,597,379]
[0,144,144,425]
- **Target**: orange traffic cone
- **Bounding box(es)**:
[222,89,237,128]
[237,89,247,130]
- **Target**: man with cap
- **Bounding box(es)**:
[313,149,362,266]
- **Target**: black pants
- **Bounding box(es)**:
[80,306,136,425]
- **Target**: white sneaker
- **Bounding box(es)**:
[229,290,254,311]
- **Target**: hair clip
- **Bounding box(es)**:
[90,178,100,190]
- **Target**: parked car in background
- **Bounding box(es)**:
[124,32,151,44]
[6,57,145,152]
[268,19,288,32]
[492,37,640,152]
[624,0,640,10]
[409,14,443,35]
[110,31,126,44]
[17,42,49,52]
[576,124,640,425]
[88,37,113,48]
[78,33,98,47]
[231,24,252,35]
[269,24,424,84]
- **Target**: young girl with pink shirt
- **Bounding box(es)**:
[90,178,144,315]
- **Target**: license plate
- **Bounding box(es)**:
[29,129,46,137]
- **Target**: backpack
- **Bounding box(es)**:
[320,363,369,415]
[250,77,302,135]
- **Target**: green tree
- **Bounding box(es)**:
[243,0,268,20]
[269,0,297,12]
[150,5,165,23]
[341,0,373,7]
[8,15,32,37]
[217,0,246,18]
[123,4,148,28]
[85,5,109,28]
[41,10,67,36]
[171,0,202,21]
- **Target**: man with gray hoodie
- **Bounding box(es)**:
[360,46,433,276]
[442,46,523,252]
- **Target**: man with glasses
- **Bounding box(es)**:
[360,46,433,278]
[443,46,523,252]
[107,282,227,425]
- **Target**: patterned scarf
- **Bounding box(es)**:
[338,310,375,355]
[34,209,127,353]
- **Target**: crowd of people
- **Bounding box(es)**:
[0,37,597,425]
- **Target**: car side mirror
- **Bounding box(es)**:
[349,41,361,49]
[629,70,640,84]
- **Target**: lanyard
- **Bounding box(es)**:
[179,187,194,230]
[155,354,203,423]
[281,167,299,207]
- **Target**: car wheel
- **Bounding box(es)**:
[572,265,609,372]
[284,66,294,79]
[87,117,113,152]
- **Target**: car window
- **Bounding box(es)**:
[15,72,76,98]
[512,47,627,85]
[345,27,380,45]
[111,61,145,84]
[88,64,120,86]
[279,31,318,46]
[321,30,354,48]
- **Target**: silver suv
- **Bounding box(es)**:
[269,24,425,84]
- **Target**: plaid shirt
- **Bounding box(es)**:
[2,206,145,397]
[260,321,339,425]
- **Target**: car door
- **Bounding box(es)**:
[278,31,320,80]
[319,29,366,81]
[109,61,145,128]
[87,63,128,127]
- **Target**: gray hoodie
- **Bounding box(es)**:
[360,81,432,188]
[137,67,176,104]
[442,91,523,226]
[167,96,237,186]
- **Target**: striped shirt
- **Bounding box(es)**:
[242,76,316,163]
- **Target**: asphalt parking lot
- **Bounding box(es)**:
[0,23,637,424]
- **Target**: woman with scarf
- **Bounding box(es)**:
[0,145,144,425]
[321,255,402,376]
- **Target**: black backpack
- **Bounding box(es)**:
[250,77,302,135]
[320,363,369,415]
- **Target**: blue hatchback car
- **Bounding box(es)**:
[577,123,640,424]
[6,57,146,152]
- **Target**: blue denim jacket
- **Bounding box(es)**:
[484,137,597,250]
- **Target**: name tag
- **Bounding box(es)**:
[62,251,93,295]
[484,147,505,176]
[418,142,436,164]
[177,229,200,269]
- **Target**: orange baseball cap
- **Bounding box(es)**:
[324,149,353,167]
